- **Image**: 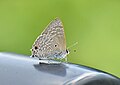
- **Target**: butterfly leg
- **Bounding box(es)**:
[48,59,52,64]
[65,57,68,63]
[48,60,50,64]
[59,59,62,63]
[39,59,42,64]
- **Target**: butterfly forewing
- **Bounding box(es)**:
[31,18,67,59]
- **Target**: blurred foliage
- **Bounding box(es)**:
[0,0,120,77]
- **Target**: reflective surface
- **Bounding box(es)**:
[0,52,119,85]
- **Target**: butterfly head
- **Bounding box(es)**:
[66,49,69,54]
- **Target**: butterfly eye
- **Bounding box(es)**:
[35,46,38,50]
[54,44,57,47]
[66,50,69,53]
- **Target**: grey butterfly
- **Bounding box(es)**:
[31,18,69,62]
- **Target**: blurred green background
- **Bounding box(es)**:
[0,0,120,77]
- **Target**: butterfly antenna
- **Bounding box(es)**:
[67,42,78,49]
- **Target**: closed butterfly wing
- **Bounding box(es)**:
[31,18,68,59]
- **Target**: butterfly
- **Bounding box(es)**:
[31,18,69,63]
